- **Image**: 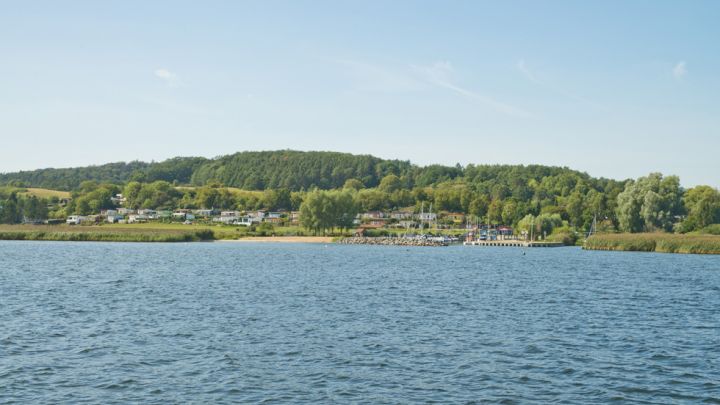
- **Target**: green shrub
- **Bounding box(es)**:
[700,224,720,235]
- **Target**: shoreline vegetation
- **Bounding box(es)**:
[584,233,720,255]
[0,151,718,252]
[1,225,719,254]
[0,224,215,243]
[0,224,343,243]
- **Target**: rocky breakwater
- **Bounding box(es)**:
[338,237,448,247]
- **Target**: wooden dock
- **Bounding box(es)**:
[463,240,564,247]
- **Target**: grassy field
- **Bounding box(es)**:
[3,187,72,199]
[23,188,72,199]
[584,233,720,255]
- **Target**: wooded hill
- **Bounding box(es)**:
[1,150,600,192]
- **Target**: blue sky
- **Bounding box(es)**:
[1,1,718,187]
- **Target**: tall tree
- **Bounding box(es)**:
[681,185,720,231]
[616,173,683,232]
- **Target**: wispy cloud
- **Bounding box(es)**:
[412,61,531,117]
[338,60,420,92]
[516,59,596,106]
[673,61,687,79]
[154,68,181,88]
[516,59,541,85]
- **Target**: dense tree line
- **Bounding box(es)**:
[0,157,206,190]
[0,151,412,191]
[189,150,413,190]
[0,189,49,223]
[0,161,151,190]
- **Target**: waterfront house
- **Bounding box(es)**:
[245,212,264,223]
[444,212,465,224]
[102,209,119,217]
[173,212,195,221]
[497,226,513,240]
[361,211,385,219]
[128,214,148,224]
[263,212,283,224]
[396,220,418,228]
[213,216,235,224]
[416,212,437,222]
[106,214,124,223]
[390,211,413,220]
[67,215,98,225]
[213,214,252,226]
[237,216,253,226]
[214,211,240,224]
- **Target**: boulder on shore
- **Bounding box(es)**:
[337,236,447,247]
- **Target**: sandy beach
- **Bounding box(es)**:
[217,236,334,243]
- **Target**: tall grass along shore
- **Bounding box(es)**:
[0,225,214,243]
[584,233,720,255]
[0,224,338,243]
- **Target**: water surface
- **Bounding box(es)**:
[1,241,718,403]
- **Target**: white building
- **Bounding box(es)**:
[416,212,437,221]
[390,211,413,220]
[213,215,251,226]
[128,214,148,223]
[106,215,123,223]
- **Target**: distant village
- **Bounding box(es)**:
[63,193,516,236]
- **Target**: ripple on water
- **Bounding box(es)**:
[0,242,718,404]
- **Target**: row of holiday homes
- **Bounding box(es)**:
[67,209,291,225]
[65,208,471,228]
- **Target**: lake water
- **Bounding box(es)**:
[1,241,718,404]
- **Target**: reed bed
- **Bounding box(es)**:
[0,225,214,242]
[584,233,720,255]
